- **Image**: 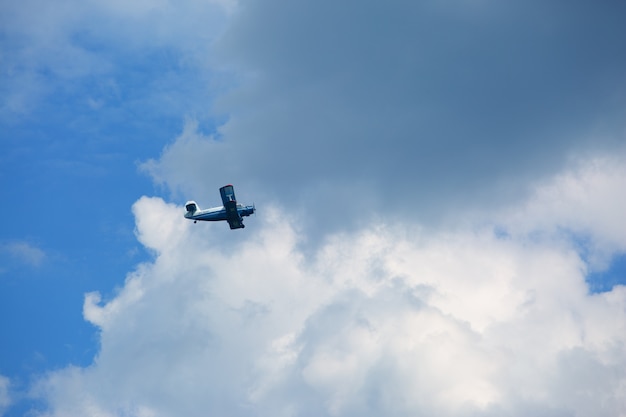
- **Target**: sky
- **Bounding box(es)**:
[1,0,626,416]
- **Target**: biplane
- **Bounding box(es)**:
[184,185,255,229]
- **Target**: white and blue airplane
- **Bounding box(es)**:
[184,184,255,229]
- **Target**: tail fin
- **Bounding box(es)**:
[184,201,199,218]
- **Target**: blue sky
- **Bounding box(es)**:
[2,1,626,416]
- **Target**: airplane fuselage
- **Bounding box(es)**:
[184,203,255,222]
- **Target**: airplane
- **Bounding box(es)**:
[184,184,255,229]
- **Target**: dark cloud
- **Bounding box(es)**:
[145,0,626,236]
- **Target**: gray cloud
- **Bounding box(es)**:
[142,0,626,237]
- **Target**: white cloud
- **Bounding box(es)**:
[31,155,626,417]
[3,241,46,267]
[0,0,232,120]
[498,153,626,271]
[0,375,11,417]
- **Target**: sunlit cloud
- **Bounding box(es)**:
[31,155,626,416]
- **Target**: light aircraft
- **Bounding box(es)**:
[184,184,255,229]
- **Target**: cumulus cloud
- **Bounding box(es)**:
[31,156,626,417]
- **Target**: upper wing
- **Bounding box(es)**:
[220,185,245,229]
[220,185,237,206]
